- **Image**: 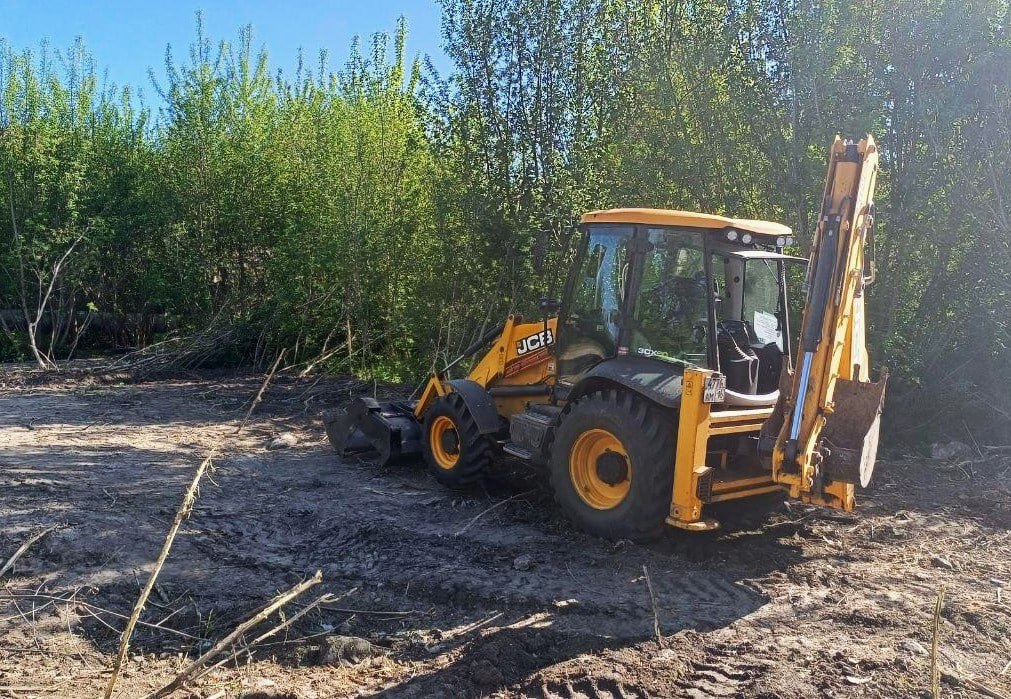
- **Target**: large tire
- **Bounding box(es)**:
[422,393,495,488]
[549,390,676,541]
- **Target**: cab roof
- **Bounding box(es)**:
[580,208,791,238]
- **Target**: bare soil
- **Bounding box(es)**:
[0,367,1008,698]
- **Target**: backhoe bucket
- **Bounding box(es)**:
[324,397,423,465]
[821,372,888,487]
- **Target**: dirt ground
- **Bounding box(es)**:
[0,367,1008,699]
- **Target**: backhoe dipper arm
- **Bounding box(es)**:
[773,135,887,508]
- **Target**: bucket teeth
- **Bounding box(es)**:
[324,397,423,466]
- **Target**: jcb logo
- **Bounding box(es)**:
[516,329,554,356]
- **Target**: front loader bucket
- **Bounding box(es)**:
[324,397,423,465]
[821,372,888,487]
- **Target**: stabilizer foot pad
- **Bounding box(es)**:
[667,518,721,532]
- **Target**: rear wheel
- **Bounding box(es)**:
[422,393,494,488]
[549,390,676,541]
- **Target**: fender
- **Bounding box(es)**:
[448,379,503,434]
[567,357,685,410]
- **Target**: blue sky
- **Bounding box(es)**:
[0,0,447,101]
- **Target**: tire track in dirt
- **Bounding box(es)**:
[191,451,772,642]
[674,642,767,698]
[527,675,649,699]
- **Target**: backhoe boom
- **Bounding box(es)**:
[771,135,887,508]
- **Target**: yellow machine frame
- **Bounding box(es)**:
[343,137,882,534]
[667,367,779,530]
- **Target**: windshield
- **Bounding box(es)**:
[557,225,632,379]
[568,225,630,342]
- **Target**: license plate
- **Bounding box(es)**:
[703,373,726,404]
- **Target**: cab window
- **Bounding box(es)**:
[632,229,708,365]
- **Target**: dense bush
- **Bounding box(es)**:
[1,2,1009,441]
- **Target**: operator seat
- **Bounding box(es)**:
[717,322,758,395]
[717,320,783,408]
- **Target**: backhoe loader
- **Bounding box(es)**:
[326,135,887,540]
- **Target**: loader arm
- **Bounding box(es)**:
[413,314,558,421]
[771,135,887,509]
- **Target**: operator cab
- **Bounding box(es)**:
[558,209,805,407]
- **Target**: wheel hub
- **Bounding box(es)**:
[595,451,629,485]
[429,415,461,470]
[568,428,632,510]
[439,428,459,456]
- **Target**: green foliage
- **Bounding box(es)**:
[762,0,1011,438]
[1,3,1008,439]
[0,38,156,361]
[268,21,442,377]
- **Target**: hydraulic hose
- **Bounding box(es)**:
[786,212,842,463]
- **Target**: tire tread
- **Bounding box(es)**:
[549,389,676,540]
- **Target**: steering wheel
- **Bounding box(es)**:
[692,321,707,344]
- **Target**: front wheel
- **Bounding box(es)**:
[549,390,676,541]
[421,393,494,488]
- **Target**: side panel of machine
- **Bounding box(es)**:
[466,316,559,419]
[468,317,559,386]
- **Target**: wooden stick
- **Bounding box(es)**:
[297,339,350,378]
[642,564,663,645]
[237,348,287,433]
[454,489,535,537]
[103,451,215,699]
[316,606,420,617]
[0,525,58,578]
[941,671,1011,699]
[961,420,984,458]
[194,590,340,681]
[0,687,57,693]
[142,571,322,699]
[931,586,946,699]
[3,592,200,640]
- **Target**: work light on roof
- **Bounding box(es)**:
[741,233,753,244]
[726,229,738,241]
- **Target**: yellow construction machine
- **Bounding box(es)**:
[327,136,887,540]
